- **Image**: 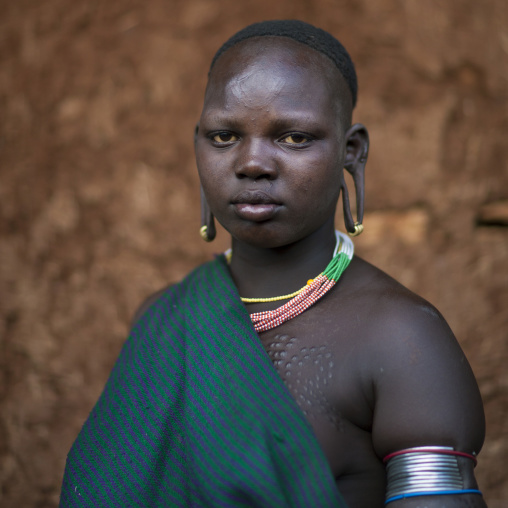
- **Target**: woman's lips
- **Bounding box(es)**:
[233,203,280,221]
[231,190,281,222]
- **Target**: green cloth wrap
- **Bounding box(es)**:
[60,256,347,507]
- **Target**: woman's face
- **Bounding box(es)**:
[195,37,353,249]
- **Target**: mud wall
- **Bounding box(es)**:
[1,0,507,506]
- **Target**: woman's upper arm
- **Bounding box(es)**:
[368,301,486,506]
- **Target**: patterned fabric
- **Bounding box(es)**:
[60,255,347,507]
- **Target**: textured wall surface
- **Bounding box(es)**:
[1,0,507,506]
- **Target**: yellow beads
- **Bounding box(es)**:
[239,274,323,303]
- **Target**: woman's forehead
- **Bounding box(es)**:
[204,38,352,113]
[209,37,331,83]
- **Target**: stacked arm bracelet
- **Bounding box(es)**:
[383,446,482,504]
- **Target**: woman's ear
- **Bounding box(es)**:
[341,123,369,235]
[195,123,215,241]
[200,185,216,242]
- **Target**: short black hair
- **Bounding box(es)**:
[210,20,358,107]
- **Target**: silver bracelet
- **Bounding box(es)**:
[384,446,482,504]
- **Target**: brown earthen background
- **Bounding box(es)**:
[1,0,507,506]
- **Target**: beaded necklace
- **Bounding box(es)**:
[226,231,354,333]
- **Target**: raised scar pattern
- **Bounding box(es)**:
[265,334,343,430]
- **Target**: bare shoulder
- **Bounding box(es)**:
[339,256,485,457]
[341,256,463,353]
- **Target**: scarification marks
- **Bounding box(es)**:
[265,334,343,430]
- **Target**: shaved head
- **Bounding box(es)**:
[210,20,358,108]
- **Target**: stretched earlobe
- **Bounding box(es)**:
[341,123,369,236]
[200,186,216,242]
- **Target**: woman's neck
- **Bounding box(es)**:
[229,221,338,300]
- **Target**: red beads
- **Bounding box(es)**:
[250,275,336,332]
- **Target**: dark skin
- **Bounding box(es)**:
[141,37,487,507]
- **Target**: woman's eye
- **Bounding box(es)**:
[283,134,309,145]
[213,132,238,143]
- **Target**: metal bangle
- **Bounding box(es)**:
[384,446,481,504]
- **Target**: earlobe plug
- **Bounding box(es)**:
[348,222,363,237]
[200,225,213,242]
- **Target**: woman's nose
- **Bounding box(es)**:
[234,138,278,180]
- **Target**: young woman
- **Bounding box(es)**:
[61,20,486,508]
